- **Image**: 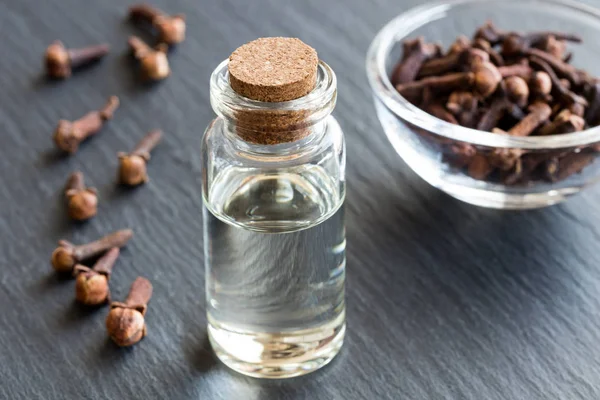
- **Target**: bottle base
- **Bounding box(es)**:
[208,313,345,379]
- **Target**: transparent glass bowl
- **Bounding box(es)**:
[366,0,600,209]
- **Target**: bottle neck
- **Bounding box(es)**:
[222,119,328,156]
[210,59,337,153]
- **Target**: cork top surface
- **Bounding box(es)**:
[228,37,318,102]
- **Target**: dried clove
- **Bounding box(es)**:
[487,135,524,171]
[64,171,97,221]
[51,229,133,274]
[118,130,163,186]
[106,277,153,347]
[528,56,588,106]
[533,35,568,60]
[128,36,170,81]
[507,102,552,136]
[468,154,494,180]
[45,41,109,79]
[464,49,490,68]
[473,21,507,46]
[473,39,504,66]
[584,82,600,125]
[447,91,478,126]
[568,102,586,118]
[418,47,489,78]
[545,151,596,182]
[448,35,471,55]
[501,157,524,185]
[476,97,509,131]
[537,109,585,135]
[497,61,532,80]
[396,72,474,98]
[391,37,440,85]
[502,31,581,57]
[445,142,476,168]
[503,76,530,107]
[506,153,548,184]
[129,4,186,45]
[399,62,501,99]
[53,96,120,154]
[73,247,120,306]
[417,52,465,78]
[425,103,458,124]
[530,71,552,96]
[526,48,580,86]
[472,61,502,98]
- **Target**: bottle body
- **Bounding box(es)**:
[202,107,346,377]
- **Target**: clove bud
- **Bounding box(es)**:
[468,154,493,180]
[503,76,530,108]
[106,277,153,347]
[472,61,502,98]
[45,41,109,79]
[128,36,170,81]
[73,248,120,306]
[51,229,133,273]
[530,71,552,96]
[446,91,478,127]
[129,4,186,45]
[487,140,524,171]
[537,109,585,135]
[391,37,439,85]
[534,35,568,60]
[64,171,97,221]
[473,21,507,46]
[53,96,120,154]
[472,38,504,66]
[448,35,471,55]
[528,56,588,107]
[118,130,163,186]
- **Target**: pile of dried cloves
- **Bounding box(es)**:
[46,3,182,346]
[392,21,600,185]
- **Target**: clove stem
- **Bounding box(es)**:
[132,130,163,159]
[125,277,153,309]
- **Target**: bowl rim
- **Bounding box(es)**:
[366,0,600,150]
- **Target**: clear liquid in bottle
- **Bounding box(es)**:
[204,166,346,378]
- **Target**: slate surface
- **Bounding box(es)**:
[1,0,600,399]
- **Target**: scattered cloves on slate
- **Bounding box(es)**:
[118,130,163,186]
[45,41,109,79]
[53,96,120,154]
[73,247,120,306]
[64,171,98,221]
[51,229,133,274]
[106,277,153,347]
[128,36,170,81]
[129,4,186,45]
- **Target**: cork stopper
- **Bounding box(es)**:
[229,37,318,102]
[226,38,321,145]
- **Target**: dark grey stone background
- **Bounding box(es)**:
[1,0,600,399]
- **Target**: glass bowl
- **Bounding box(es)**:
[366,0,600,209]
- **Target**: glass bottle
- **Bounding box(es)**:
[201,56,346,379]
